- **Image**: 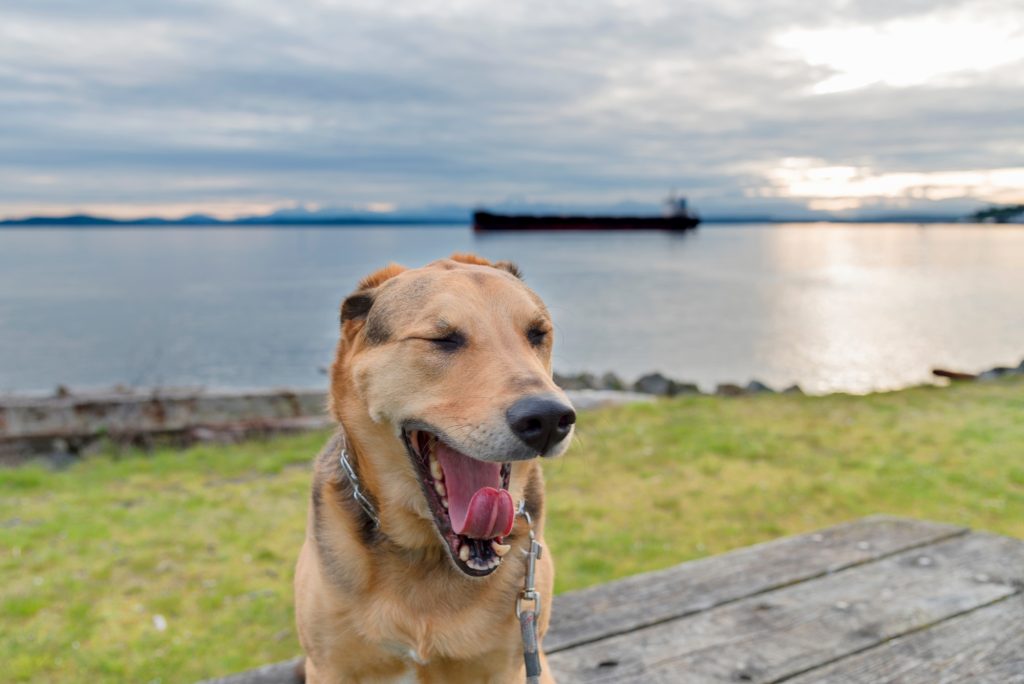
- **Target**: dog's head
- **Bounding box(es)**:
[329,253,574,577]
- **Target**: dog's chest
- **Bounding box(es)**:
[361,578,520,664]
[373,662,419,684]
[380,637,429,666]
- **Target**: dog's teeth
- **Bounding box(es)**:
[491,541,511,557]
[434,480,447,497]
[470,557,495,571]
[441,497,449,509]
[429,457,443,480]
[459,545,470,562]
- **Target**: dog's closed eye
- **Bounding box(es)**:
[428,331,466,352]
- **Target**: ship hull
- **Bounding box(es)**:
[473,211,699,232]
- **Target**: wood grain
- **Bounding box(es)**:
[547,532,1024,683]
[200,658,302,684]
[784,594,1024,684]
[546,515,965,652]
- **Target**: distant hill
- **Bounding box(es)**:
[0,204,976,227]
[0,212,467,227]
[969,204,1024,223]
[5,214,125,226]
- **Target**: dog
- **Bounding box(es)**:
[294,253,575,683]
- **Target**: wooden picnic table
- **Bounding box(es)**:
[203,516,1024,683]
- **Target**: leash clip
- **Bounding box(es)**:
[515,500,543,683]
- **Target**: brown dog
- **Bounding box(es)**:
[294,254,575,683]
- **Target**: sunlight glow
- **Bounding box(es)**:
[762,157,1024,208]
[776,9,1024,93]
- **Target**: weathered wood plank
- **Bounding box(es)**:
[546,515,965,652]
[785,594,1024,684]
[547,531,1024,683]
[200,658,302,684]
[0,388,328,440]
[194,518,978,684]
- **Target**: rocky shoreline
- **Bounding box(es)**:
[2,359,1021,463]
[555,358,1024,397]
[555,371,801,397]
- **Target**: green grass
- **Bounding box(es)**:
[2,377,1023,682]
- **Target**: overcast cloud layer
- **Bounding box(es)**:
[1,0,1023,219]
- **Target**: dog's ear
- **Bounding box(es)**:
[492,260,523,279]
[340,292,374,323]
[340,263,406,325]
[448,253,523,280]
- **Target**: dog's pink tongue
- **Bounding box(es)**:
[435,443,514,539]
[459,487,514,539]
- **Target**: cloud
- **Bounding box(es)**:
[756,157,1024,208]
[0,0,1022,218]
[775,4,1024,94]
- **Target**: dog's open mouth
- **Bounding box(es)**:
[402,428,513,577]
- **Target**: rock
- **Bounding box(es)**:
[745,380,775,394]
[782,384,804,395]
[633,373,675,396]
[978,367,1014,381]
[599,372,626,391]
[715,383,746,397]
[932,368,977,381]
[48,438,78,469]
[554,372,597,390]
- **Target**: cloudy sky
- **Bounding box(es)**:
[1,0,1023,220]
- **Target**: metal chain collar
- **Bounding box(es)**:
[337,434,381,528]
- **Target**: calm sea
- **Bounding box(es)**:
[1,223,1022,395]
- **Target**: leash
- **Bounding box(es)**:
[515,500,544,684]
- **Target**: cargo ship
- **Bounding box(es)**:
[473,195,700,232]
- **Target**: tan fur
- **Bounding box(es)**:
[295,254,567,683]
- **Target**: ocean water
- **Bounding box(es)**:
[1,223,1022,395]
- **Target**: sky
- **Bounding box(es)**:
[1,0,1023,220]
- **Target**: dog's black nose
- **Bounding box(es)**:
[506,394,576,455]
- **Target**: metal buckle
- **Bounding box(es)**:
[516,589,542,620]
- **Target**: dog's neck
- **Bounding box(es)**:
[325,428,501,581]
[329,423,448,552]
